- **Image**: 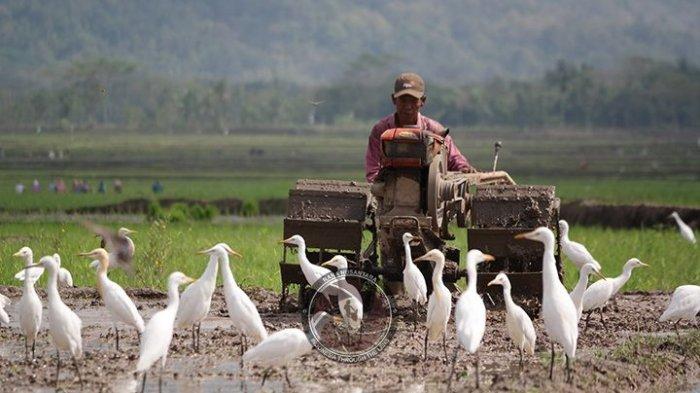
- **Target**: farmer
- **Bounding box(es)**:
[364,72,477,183]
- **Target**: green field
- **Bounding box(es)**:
[1,221,696,292]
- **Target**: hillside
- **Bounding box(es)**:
[1,0,698,84]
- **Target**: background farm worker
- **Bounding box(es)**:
[56,178,66,193]
[364,72,477,183]
[152,180,163,194]
[32,179,40,192]
[113,179,123,193]
[15,182,25,194]
[98,180,106,194]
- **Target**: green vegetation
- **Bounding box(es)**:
[0,221,696,292]
[612,331,700,376]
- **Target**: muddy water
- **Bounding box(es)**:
[0,287,696,392]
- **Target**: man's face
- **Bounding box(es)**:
[392,94,425,122]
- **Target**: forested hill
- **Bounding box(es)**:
[1,0,699,84]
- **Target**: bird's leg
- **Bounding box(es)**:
[196,322,202,352]
[31,339,36,361]
[284,366,292,388]
[72,354,83,388]
[519,347,523,369]
[475,352,480,389]
[159,355,167,393]
[442,332,448,361]
[413,300,418,332]
[115,325,120,352]
[549,343,555,380]
[140,372,147,393]
[55,350,61,387]
[261,368,271,387]
[565,354,572,383]
[446,346,459,391]
[598,308,608,331]
[24,336,28,362]
[584,311,592,332]
[423,330,429,361]
[674,320,680,338]
[244,334,249,352]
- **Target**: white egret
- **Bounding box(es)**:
[581,258,648,331]
[516,227,578,382]
[84,222,137,272]
[569,263,605,320]
[209,243,268,354]
[13,246,43,361]
[402,232,427,330]
[243,311,332,387]
[281,235,336,300]
[79,248,145,351]
[413,249,452,361]
[0,293,10,326]
[447,249,494,390]
[669,212,696,244]
[321,255,363,334]
[175,245,221,352]
[23,255,83,388]
[13,246,44,283]
[488,272,536,368]
[559,220,602,271]
[54,253,74,287]
[659,285,700,334]
[136,272,194,393]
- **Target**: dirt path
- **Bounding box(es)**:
[0,286,697,392]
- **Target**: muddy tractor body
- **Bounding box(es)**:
[279,128,561,309]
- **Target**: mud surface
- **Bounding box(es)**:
[0,286,697,393]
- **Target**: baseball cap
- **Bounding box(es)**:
[393,72,425,99]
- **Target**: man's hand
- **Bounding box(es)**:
[460,166,479,174]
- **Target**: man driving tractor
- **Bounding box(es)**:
[364,72,477,182]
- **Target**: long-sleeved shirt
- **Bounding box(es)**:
[364,113,472,182]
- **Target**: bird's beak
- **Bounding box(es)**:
[487,278,498,286]
[413,255,428,263]
[196,250,208,255]
[77,251,93,257]
[640,262,649,267]
[409,237,422,246]
[593,270,607,280]
[279,237,293,245]
[514,231,531,240]
[184,276,195,284]
[12,251,22,257]
[23,263,41,270]
[483,254,495,263]
[226,249,243,258]
[320,259,336,268]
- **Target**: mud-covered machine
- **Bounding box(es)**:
[279,128,562,310]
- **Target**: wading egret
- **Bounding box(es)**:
[175,246,220,352]
[413,249,452,361]
[243,311,332,387]
[23,256,83,388]
[669,212,696,244]
[321,255,363,333]
[559,220,602,271]
[79,248,145,351]
[488,272,536,368]
[448,250,494,390]
[84,222,137,272]
[659,285,700,334]
[281,235,336,300]
[581,258,648,331]
[569,263,605,320]
[209,243,267,354]
[0,293,10,325]
[402,232,427,330]
[13,246,42,361]
[136,272,194,393]
[516,227,578,382]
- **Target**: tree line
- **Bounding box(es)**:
[1,56,698,133]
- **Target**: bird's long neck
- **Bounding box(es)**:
[96,257,111,296]
[296,243,310,267]
[466,262,478,294]
[502,284,515,312]
[542,239,559,294]
[570,269,589,303]
[432,259,445,288]
[219,253,238,289]
[560,226,570,242]
[201,255,219,283]
[45,268,61,306]
[672,215,683,226]
[166,281,181,309]
[612,266,633,292]
[403,242,413,268]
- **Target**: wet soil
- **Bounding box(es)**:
[0,287,697,392]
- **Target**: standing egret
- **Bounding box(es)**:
[23,256,83,388]
[54,253,74,288]
[84,222,137,272]
[136,272,194,393]
[209,243,268,354]
[0,293,10,326]
[243,311,332,387]
[669,212,696,244]
[402,232,427,330]
[13,247,43,361]
[488,272,536,368]
[281,235,336,300]
[321,255,363,334]
[581,258,648,331]
[659,285,700,334]
[79,248,145,351]
[13,246,45,284]
[516,227,578,382]
[413,249,452,361]
[447,250,494,390]
[176,245,220,352]
[559,220,602,271]
[569,263,605,320]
